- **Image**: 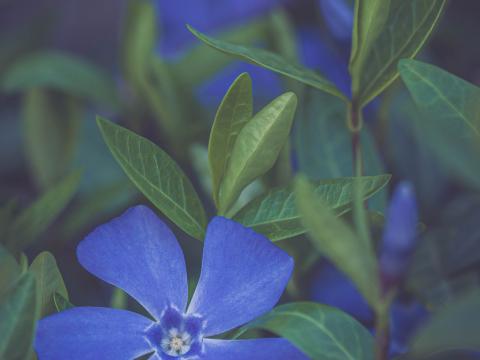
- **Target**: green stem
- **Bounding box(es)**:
[349,100,390,358]
[347,101,364,177]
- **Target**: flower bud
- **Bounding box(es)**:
[380,182,419,290]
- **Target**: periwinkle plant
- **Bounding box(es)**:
[35,206,305,359]
[3,0,480,359]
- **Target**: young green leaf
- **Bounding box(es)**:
[1,51,119,108]
[208,73,253,206]
[234,175,390,241]
[0,272,38,360]
[399,59,480,189]
[218,92,297,214]
[295,176,380,310]
[241,302,374,360]
[188,25,347,102]
[351,0,446,107]
[5,171,80,254]
[411,290,480,356]
[30,252,68,317]
[97,117,207,240]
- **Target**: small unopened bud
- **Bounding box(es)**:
[380,182,418,291]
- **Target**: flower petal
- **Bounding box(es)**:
[77,205,188,319]
[187,217,293,336]
[35,307,153,360]
[203,338,307,360]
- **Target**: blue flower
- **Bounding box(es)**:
[35,205,305,360]
[380,182,419,289]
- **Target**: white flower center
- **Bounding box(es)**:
[161,328,192,356]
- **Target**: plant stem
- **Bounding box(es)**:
[374,306,390,360]
[348,101,363,176]
[349,100,390,359]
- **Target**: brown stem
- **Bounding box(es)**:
[374,310,390,360]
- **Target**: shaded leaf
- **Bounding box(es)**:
[121,0,156,87]
[242,302,374,360]
[350,0,391,97]
[97,117,207,240]
[53,292,74,313]
[29,252,68,317]
[295,176,380,310]
[234,175,390,241]
[1,51,118,108]
[294,90,388,211]
[208,73,253,206]
[175,20,270,87]
[5,171,80,254]
[0,245,19,295]
[22,89,81,189]
[188,25,347,101]
[60,180,136,239]
[0,272,38,360]
[399,59,480,189]
[411,290,480,356]
[218,92,297,214]
[352,0,446,106]
[121,1,187,146]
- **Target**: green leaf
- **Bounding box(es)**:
[218,92,298,214]
[1,51,119,108]
[350,0,391,64]
[399,59,480,189]
[349,0,391,95]
[121,0,187,145]
[97,117,207,240]
[5,171,80,254]
[175,20,269,87]
[294,90,388,211]
[233,175,390,241]
[59,180,136,239]
[53,292,74,312]
[0,272,38,360]
[0,245,20,295]
[121,0,156,87]
[242,302,374,360]
[29,252,68,317]
[188,26,347,102]
[411,290,480,356]
[0,201,16,241]
[351,0,446,107]
[208,73,253,206]
[22,88,81,189]
[295,176,380,310]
